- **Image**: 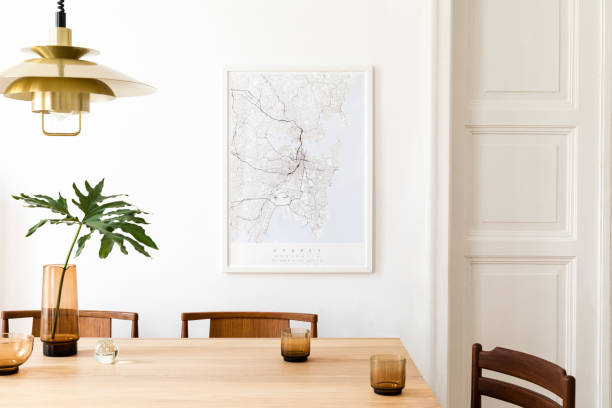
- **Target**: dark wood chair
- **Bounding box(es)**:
[471,343,575,408]
[181,311,318,338]
[1,310,139,338]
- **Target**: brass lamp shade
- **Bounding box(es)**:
[0,55,155,99]
[3,77,115,102]
[0,26,154,136]
[4,77,114,116]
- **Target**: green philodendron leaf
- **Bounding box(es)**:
[103,209,150,225]
[83,200,132,222]
[121,234,151,257]
[75,229,93,257]
[115,222,158,249]
[72,180,105,214]
[112,234,129,255]
[13,193,74,217]
[14,179,158,259]
[26,219,48,237]
[98,234,115,258]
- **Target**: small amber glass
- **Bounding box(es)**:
[41,264,79,357]
[0,333,34,375]
[370,354,406,395]
[281,328,310,362]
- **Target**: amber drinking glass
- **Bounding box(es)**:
[281,328,310,362]
[41,264,79,357]
[0,333,34,375]
[370,354,406,395]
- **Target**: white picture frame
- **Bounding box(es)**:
[222,66,373,273]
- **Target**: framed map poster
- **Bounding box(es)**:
[223,67,372,273]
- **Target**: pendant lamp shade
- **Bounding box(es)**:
[0,53,155,100]
[0,1,154,136]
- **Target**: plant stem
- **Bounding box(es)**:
[50,222,82,340]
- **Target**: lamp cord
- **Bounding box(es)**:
[56,0,66,27]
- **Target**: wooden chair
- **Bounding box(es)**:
[471,343,575,408]
[1,310,139,338]
[181,311,318,339]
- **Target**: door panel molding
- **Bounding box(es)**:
[467,256,576,375]
[467,0,577,108]
[465,126,577,240]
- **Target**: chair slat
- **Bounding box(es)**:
[479,377,561,408]
[210,317,289,338]
[479,347,568,397]
[79,316,112,337]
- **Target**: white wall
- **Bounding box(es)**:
[0,0,435,392]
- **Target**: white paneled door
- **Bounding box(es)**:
[450,0,608,407]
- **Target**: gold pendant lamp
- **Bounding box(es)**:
[0,0,154,136]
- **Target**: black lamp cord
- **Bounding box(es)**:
[56,0,66,27]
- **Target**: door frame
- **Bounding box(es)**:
[429,0,452,406]
[431,1,612,407]
[597,1,612,405]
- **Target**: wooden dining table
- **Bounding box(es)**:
[2,338,440,407]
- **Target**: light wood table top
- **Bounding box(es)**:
[3,338,440,407]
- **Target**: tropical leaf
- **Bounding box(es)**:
[98,234,115,258]
[14,179,158,258]
[12,193,74,217]
[26,219,48,237]
[122,234,151,257]
[114,222,157,249]
[103,209,149,224]
[75,229,93,257]
[13,193,80,236]
[72,180,104,213]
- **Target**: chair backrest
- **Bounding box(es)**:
[181,311,318,339]
[1,310,41,337]
[1,310,139,338]
[471,343,575,408]
[79,310,139,338]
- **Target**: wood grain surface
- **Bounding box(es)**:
[1,338,440,407]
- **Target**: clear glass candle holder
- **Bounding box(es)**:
[94,339,119,364]
[281,328,310,362]
[370,354,406,395]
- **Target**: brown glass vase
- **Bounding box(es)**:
[41,264,79,357]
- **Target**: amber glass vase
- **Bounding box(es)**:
[41,264,79,357]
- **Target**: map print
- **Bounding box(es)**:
[229,71,365,246]
[225,69,370,272]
